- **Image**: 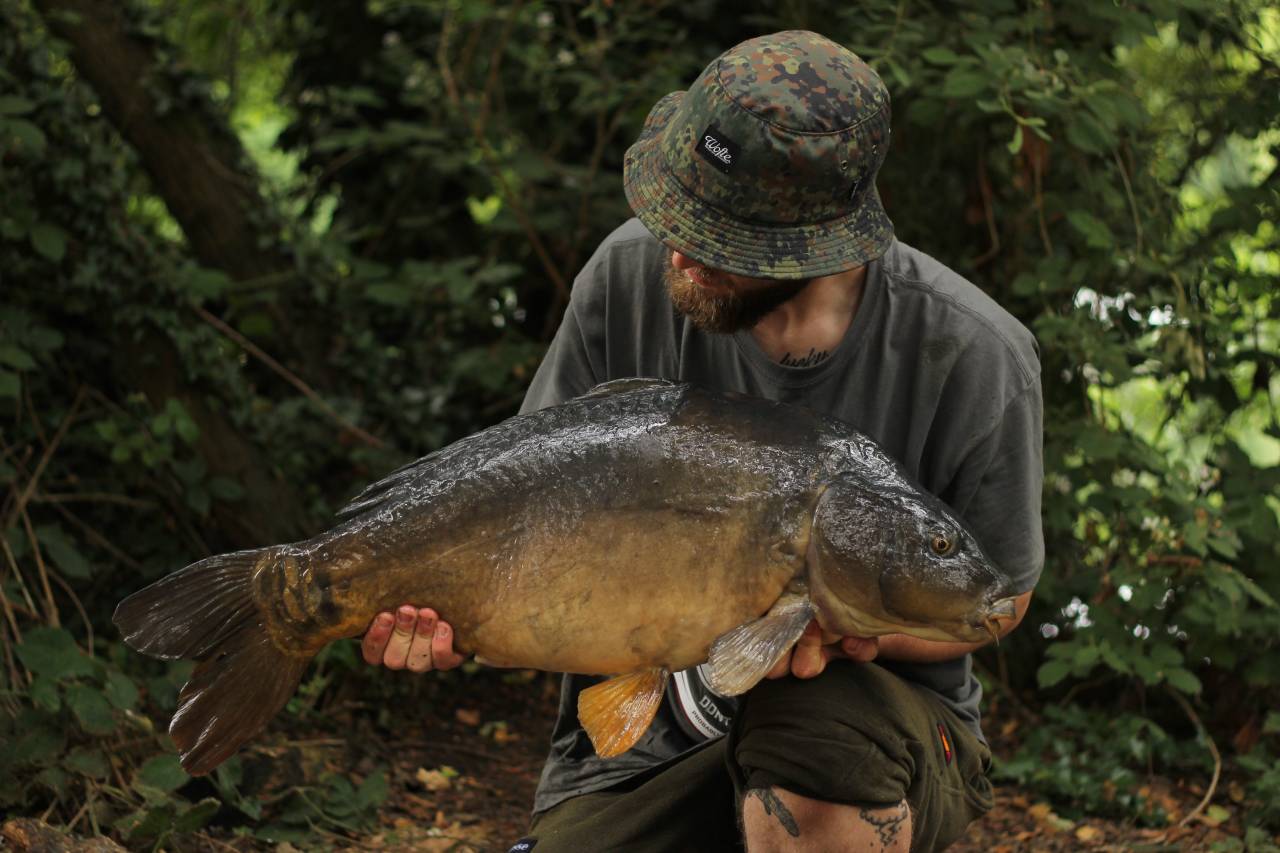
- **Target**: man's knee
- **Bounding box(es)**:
[741,787,913,853]
[729,661,920,806]
[728,661,993,851]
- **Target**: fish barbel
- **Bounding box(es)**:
[114,378,1019,774]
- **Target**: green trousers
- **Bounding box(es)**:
[524,661,993,852]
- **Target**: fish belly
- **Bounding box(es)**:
[454,504,803,676]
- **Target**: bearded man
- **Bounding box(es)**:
[363,30,1044,853]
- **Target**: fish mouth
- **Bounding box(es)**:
[974,596,1020,644]
[988,595,1018,621]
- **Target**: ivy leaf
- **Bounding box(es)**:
[1037,659,1072,687]
[1064,113,1112,153]
[0,370,20,399]
[1132,656,1161,685]
[465,194,502,226]
[354,768,389,810]
[1098,643,1132,675]
[1073,644,1100,669]
[11,727,65,768]
[366,281,413,307]
[116,802,176,842]
[136,754,189,793]
[37,525,93,579]
[1066,210,1113,249]
[921,47,962,65]
[34,766,70,796]
[941,69,988,98]
[4,119,47,155]
[1235,573,1277,608]
[885,57,912,88]
[1149,644,1182,668]
[0,95,35,115]
[1165,668,1202,694]
[181,266,231,300]
[1007,124,1023,155]
[208,477,245,502]
[173,797,221,832]
[104,669,140,710]
[29,222,67,262]
[64,684,116,734]
[15,627,95,679]
[63,748,110,780]
[29,676,61,712]
[0,344,37,370]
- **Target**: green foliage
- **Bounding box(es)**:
[0,625,217,839]
[994,705,1201,825]
[1237,715,1280,829]
[1,0,1278,844]
[250,766,389,842]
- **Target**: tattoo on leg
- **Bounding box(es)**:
[858,802,909,849]
[746,787,800,837]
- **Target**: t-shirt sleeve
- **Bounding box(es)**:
[519,299,601,415]
[945,378,1045,595]
[519,219,661,415]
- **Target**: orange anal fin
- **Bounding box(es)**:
[577,667,670,758]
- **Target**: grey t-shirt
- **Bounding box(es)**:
[520,218,1044,816]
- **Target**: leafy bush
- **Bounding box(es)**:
[1,0,1277,845]
[994,704,1208,825]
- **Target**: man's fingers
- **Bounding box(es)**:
[431,620,466,670]
[361,612,394,665]
[792,644,825,678]
[791,620,827,679]
[404,610,437,673]
[766,650,793,679]
[841,636,880,662]
[382,605,417,670]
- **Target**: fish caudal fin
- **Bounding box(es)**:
[169,623,308,775]
[113,548,311,775]
[706,592,814,696]
[578,667,669,758]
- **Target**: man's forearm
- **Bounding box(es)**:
[876,634,987,663]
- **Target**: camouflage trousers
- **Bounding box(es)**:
[522,661,993,853]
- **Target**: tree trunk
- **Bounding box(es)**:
[32,0,286,281]
[31,0,315,547]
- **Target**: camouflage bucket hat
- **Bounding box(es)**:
[624,30,894,280]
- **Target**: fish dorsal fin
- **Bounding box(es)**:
[705,591,815,696]
[578,667,670,758]
[578,377,678,400]
[334,454,437,521]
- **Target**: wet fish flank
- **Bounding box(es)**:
[114,379,1018,774]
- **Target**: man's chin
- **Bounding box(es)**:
[665,273,749,334]
[664,266,807,334]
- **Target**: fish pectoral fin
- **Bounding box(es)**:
[706,592,815,696]
[578,667,670,758]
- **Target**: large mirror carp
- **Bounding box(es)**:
[115,378,1019,774]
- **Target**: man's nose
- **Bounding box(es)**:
[671,250,699,271]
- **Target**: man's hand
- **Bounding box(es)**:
[766,619,879,680]
[361,605,466,673]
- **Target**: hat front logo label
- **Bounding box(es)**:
[697,123,740,175]
[705,136,732,163]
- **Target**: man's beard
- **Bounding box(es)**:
[663,262,809,334]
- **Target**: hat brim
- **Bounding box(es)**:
[624,92,894,280]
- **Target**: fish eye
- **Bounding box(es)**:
[930,533,955,556]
